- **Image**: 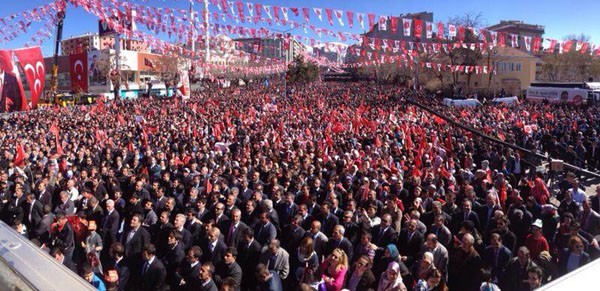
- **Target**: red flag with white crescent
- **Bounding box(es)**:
[14,47,45,109]
[69,52,88,92]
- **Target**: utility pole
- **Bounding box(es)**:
[204,0,210,63]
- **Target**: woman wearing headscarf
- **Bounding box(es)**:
[377,261,407,291]
[374,244,412,288]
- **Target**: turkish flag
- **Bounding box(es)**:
[14,143,25,167]
[69,52,88,92]
[0,50,27,113]
[14,47,45,109]
[414,19,423,39]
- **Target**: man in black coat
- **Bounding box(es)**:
[109,243,130,291]
[452,198,481,234]
[482,233,512,282]
[319,201,339,237]
[236,228,262,291]
[396,219,424,268]
[276,193,299,226]
[51,212,75,263]
[201,226,227,266]
[176,246,203,291]
[325,225,354,262]
[214,247,243,289]
[25,193,44,236]
[140,244,168,291]
[150,210,174,257]
[162,230,186,289]
[370,213,397,248]
[254,211,277,246]
[120,213,151,278]
[220,208,248,247]
[280,214,306,252]
[102,199,120,243]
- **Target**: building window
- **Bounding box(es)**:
[516,63,522,71]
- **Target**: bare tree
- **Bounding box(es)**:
[539,34,600,82]
[447,12,486,93]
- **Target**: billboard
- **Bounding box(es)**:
[526,87,587,105]
[87,50,109,87]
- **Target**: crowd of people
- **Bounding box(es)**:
[0,80,599,291]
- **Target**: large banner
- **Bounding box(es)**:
[70,52,88,92]
[0,50,27,113]
[14,47,45,109]
[177,70,190,100]
[88,50,108,87]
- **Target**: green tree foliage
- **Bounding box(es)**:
[287,55,320,83]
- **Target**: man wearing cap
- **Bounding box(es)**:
[525,219,549,259]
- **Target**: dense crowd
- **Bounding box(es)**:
[1,81,599,291]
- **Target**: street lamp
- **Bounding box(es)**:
[270,27,296,99]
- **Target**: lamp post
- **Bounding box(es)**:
[270,27,296,99]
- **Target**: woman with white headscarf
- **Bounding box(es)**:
[377,261,407,291]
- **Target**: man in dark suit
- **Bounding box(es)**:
[482,233,512,282]
[175,246,202,291]
[0,67,24,113]
[276,193,299,226]
[397,219,424,268]
[150,210,174,257]
[55,191,75,215]
[120,213,151,278]
[254,211,277,246]
[162,230,186,289]
[242,200,260,229]
[319,201,339,237]
[280,214,306,252]
[201,226,227,266]
[195,262,218,291]
[102,199,120,243]
[256,264,283,291]
[452,198,481,234]
[25,193,43,236]
[237,228,262,291]
[325,225,354,262]
[35,181,53,209]
[421,201,452,229]
[34,205,54,245]
[140,244,167,291]
[108,243,130,291]
[51,212,75,263]
[221,208,248,247]
[580,198,600,236]
[371,213,397,248]
[215,247,243,289]
[478,193,502,231]
[50,247,78,274]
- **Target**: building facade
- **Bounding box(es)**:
[235,37,303,63]
[61,33,149,56]
[456,46,542,96]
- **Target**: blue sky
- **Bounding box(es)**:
[3,0,600,57]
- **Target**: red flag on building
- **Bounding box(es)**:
[14,47,45,109]
[69,52,88,92]
[414,19,423,39]
[0,50,27,113]
[390,17,398,34]
[144,58,155,69]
